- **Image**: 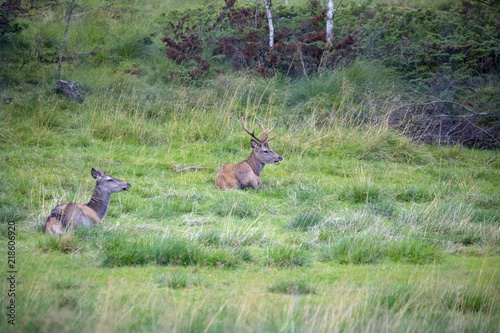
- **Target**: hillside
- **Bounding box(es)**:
[0,0,499,332]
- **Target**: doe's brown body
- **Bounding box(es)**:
[44,168,131,235]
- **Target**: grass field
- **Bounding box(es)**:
[1,0,499,332]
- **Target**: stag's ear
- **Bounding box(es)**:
[250,139,259,148]
[91,168,102,180]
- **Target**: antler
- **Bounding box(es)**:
[259,123,276,142]
[242,117,276,143]
[241,118,261,142]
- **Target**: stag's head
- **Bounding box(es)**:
[91,168,131,194]
[242,118,283,165]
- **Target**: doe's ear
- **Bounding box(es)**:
[250,139,259,149]
[91,168,102,180]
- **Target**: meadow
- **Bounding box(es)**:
[0,0,499,332]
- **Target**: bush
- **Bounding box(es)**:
[0,1,29,38]
[162,1,361,79]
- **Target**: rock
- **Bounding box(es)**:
[55,80,87,102]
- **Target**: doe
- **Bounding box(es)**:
[215,118,283,190]
[44,168,131,235]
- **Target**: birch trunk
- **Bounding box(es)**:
[263,0,274,48]
[326,0,334,44]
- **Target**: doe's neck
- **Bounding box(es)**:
[86,186,111,220]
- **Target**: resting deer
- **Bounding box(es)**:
[44,168,131,235]
[215,118,283,190]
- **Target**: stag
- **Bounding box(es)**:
[215,118,283,190]
[44,168,131,235]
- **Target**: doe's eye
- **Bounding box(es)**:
[107,179,114,182]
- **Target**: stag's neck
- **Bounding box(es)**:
[244,150,265,176]
[86,186,111,220]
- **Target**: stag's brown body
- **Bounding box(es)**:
[215,119,283,190]
[44,168,131,235]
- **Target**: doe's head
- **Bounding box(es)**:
[91,168,131,193]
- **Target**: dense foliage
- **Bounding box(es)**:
[162,1,499,82]
[0,0,29,37]
[0,0,59,37]
[158,0,499,148]
[162,0,362,78]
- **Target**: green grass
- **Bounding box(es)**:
[99,233,248,268]
[267,279,316,295]
[263,245,313,268]
[287,211,324,231]
[318,235,439,265]
[0,0,499,332]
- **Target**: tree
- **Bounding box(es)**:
[262,0,274,48]
[326,0,344,44]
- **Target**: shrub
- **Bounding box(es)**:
[0,1,29,38]
[161,1,361,79]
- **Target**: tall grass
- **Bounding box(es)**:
[318,234,440,265]
[100,234,250,268]
[10,258,499,332]
[287,211,324,230]
[268,279,316,295]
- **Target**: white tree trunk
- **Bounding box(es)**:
[263,0,274,48]
[326,0,334,44]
